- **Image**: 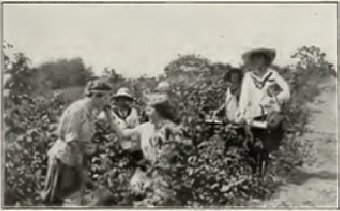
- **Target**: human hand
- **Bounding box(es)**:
[106,134,118,142]
[84,143,97,155]
[267,111,282,129]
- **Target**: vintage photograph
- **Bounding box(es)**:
[2,2,338,208]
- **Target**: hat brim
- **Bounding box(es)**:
[145,93,168,105]
[242,48,276,64]
[113,94,134,100]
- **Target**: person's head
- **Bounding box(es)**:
[250,53,272,76]
[155,81,170,94]
[113,87,134,108]
[84,80,112,110]
[145,94,178,123]
[242,48,275,75]
[224,68,244,91]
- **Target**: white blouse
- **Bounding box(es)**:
[224,88,241,122]
[98,107,140,149]
[238,69,290,121]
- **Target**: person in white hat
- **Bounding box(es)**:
[238,48,290,125]
[98,87,140,151]
[238,48,290,174]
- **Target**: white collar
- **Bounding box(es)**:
[250,69,273,80]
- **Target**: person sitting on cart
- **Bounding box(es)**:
[237,48,290,174]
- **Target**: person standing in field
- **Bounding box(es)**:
[42,80,112,206]
[154,81,181,123]
[214,68,247,150]
[110,93,186,206]
[238,48,290,174]
[98,87,142,161]
[215,68,244,124]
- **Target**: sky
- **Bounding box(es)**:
[3,3,337,78]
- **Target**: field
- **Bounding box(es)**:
[262,76,337,207]
[3,47,337,207]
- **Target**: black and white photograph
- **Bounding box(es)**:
[2,2,338,208]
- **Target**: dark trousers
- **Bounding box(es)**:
[42,157,83,206]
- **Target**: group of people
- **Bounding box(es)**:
[42,47,290,206]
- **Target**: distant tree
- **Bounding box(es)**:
[164,54,213,87]
[37,57,93,89]
[4,45,37,105]
[103,68,125,84]
[291,46,336,77]
[164,54,211,77]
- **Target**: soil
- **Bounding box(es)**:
[261,76,338,208]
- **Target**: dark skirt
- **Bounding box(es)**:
[251,115,284,152]
[247,116,285,174]
[42,156,83,206]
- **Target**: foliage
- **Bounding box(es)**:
[3,47,335,207]
[4,52,36,105]
[37,57,93,89]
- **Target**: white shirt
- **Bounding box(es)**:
[98,107,140,149]
[238,69,290,121]
[133,121,177,164]
[225,88,241,122]
[98,107,139,129]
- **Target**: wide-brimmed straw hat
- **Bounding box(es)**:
[242,48,276,65]
[113,87,134,100]
[146,93,178,122]
[146,93,168,105]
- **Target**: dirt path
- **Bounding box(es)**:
[262,77,337,208]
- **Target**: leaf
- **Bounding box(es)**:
[210,183,219,190]
[26,136,32,143]
[198,194,205,200]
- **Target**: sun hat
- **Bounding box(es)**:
[155,81,170,92]
[145,93,168,106]
[242,48,276,65]
[145,93,178,122]
[113,87,134,100]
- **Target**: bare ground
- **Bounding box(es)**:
[262,77,337,208]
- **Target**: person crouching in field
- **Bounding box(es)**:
[42,80,111,206]
[238,48,290,175]
[98,87,143,164]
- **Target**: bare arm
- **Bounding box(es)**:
[111,123,140,139]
